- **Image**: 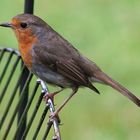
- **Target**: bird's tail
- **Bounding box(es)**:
[94,71,140,107]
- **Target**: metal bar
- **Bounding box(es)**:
[2,73,33,140]
[38,80,61,140]
[0,65,26,129]
[14,82,39,139]
[21,93,44,140]
[0,56,20,103]
[32,105,49,140]
[17,1,35,138]
[42,121,53,140]
[3,48,20,56]
[18,66,30,140]
[24,0,34,14]
[0,51,14,83]
[0,48,5,63]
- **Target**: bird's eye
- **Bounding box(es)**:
[20,22,27,28]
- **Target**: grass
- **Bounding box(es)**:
[0,0,140,140]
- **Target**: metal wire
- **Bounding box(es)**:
[42,121,53,140]
[0,65,26,128]
[2,72,33,140]
[13,82,40,139]
[0,51,14,83]
[38,80,61,140]
[18,63,30,139]
[21,92,44,140]
[32,105,49,139]
[0,48,5,63]
[0,56,20,103]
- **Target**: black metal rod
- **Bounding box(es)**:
[0,51,14,83]
[0,65,25,129]
[42,121,53,140]
[18,66,30,140]
[14,82,39,139]
[0,56,20,103]
[21,93,44,140]
[0,48,5,63]
[2,73,33,140]
[17,0,34,139]
[24,0,34,14]
[32,105,49,140]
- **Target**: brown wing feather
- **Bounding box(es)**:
[33,45,99,93]
[56,60,88,85]
[33,45,88,85]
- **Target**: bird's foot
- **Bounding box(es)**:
[49,110,61,123]
[50,110,58,119]
[43,88,64,103]
[43,92,55,103]
[49,87,78,121]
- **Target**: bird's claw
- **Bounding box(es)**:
[43,93,54,103]
[49,111,61,123]
[49,111,58,120]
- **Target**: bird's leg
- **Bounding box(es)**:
[50,87,78,119]
[43,88,64,102]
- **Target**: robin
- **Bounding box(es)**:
[0,14,140,117]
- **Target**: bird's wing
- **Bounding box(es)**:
[33,44,88,85]
[33,44,99,93]
[56,59,89,85]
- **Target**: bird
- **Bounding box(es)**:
[0,13,140,117]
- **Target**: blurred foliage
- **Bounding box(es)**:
[0,0,140,140]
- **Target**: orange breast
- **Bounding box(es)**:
[14,28,37,69]
[19,43,33,69]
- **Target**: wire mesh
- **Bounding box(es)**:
[0,47,61,140]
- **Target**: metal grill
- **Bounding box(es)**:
[0,48,61,140]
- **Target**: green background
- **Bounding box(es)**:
[0,0,140,140]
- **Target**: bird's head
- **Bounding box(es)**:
[0,14,47,44]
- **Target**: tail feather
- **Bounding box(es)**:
[94,71,140,107]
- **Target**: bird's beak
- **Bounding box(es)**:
[0,22,13,28]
